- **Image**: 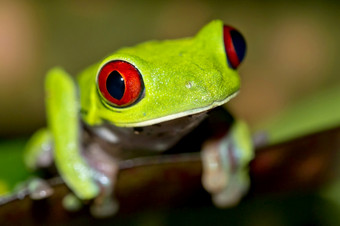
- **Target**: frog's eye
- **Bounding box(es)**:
[223,25,246,69]
[97,60,144,107]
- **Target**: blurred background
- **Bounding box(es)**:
[1,0,339,137]
[1,0,340,225]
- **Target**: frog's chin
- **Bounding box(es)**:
[119,91,239,127]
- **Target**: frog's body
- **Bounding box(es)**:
[24,20,253,216]
[85,110,209,158]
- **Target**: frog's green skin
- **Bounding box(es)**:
[79,20,240,127]
[24,20,253,216]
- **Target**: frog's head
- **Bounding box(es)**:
[92,20,246,127]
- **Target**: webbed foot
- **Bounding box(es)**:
[84,143,120,217]
[28,178,54,200]
[90,197,119,217]
[24,128,53,170]
[201,120,254,207]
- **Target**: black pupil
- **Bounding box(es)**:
[230,29,246,63]
[106,70,125,100]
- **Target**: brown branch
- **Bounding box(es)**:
[1,125,340,224]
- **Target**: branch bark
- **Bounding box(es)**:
[1,125,340,224]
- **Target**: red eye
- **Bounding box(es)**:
[97,60,144,107]
[223,25,246,69]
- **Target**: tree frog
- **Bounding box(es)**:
[25,20,253,216]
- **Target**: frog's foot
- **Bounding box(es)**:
[252,131,269,148]
[201,120,254,207]
[62,193,83,212]
[211,171,250,207]
[27,178,54,200]
[90,196,119,217]
[201,141,249,207]
[24,128,54,170]
[85,144,120,218]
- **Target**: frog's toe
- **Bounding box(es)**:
[211,173,249,208]
[85,144,120,217]
[201,141,228,193]
[90,198,119,218]
[62,193,83,212]
[201,120,253,208]
[24,128,54,170]
[201,145,250,208]
[36,149,53,168]
[28,178,53,200]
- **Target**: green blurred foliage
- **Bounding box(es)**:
[0,138,31,193]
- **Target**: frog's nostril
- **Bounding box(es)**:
[186,81,193,89]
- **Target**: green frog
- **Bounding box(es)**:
[24,20,253,216]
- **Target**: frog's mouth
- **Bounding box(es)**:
[121,91,239,127]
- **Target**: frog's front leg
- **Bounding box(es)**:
[201,120,254,207]
[46,68,118,217]
[46,67,99,199]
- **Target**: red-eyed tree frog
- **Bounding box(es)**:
[24,20,253,216]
